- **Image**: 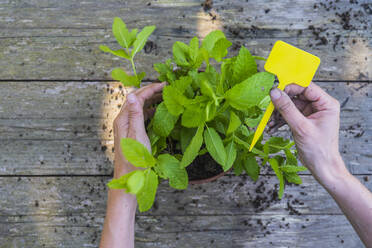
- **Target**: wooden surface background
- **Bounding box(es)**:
[0,0,371,247]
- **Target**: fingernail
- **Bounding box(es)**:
[270,88,281,100]
[127,94,136,104]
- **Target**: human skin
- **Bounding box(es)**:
[100,81,372,247]
[99,82,165,248]
[270,82,372,247]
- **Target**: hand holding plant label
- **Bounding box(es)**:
[100,17,307,212]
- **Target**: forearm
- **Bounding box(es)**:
[100,189,137,248]
[319,155,372,247]
[100,163,137,248]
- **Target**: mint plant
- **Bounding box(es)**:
[100,17,307,212]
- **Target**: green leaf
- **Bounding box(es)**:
[156,154,188,189]
[269,158,284,199]
[224,141,237,171]
[131,25,156,57]
[280,165,307,173]
[284,172,303,184]
[253,56,266,61]
[233,156,244,176]
[201,30,225,54]
[243,153,260,181]
[225,72,275,111]
[99,45,130,59]
[173,41,190,67]
[204,126,227,166]
[227,111,241,134]
[153,102,179,137]
[154,59,174,82]
[173,76,193,93]
[180,125,204,168]
[189,36,200,63]
[232,46,257,84]
[284,149,298,166]
[107,172,132,189]
[112,17,136,49]
[182,105,205,127]
[107,170,145,194]
[200,80,218,104]
[180,128,196,153]
[111,68,140,87]
[205,101,217,121]
[263,137,291,154]
[121,138,156,168]
[210,38,232,62]
[137,169,158,212]
[125,170,145,194]
[258,95,271,109]
[163,86,188,116]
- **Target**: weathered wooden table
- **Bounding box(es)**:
[0,0,371,247]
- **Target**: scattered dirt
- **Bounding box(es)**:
[202,0,213,11]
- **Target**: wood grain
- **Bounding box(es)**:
[0,0,370,80]
[0,81,370,175]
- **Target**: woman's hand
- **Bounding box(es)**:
[269,82,346,184]
[113,82,165,178]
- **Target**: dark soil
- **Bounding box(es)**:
[186,153,223,181]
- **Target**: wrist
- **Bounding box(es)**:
[315,153,350,192]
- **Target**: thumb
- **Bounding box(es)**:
[270,88,307,130]
[126,93,147,141]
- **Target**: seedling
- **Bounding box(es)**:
[100,18,307,212]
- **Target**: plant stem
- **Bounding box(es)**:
[130,58,137,77]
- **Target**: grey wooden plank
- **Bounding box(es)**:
[0,214,363,248]
[0,81,371,175]
[0,0,371,80]
[0,175,371,216]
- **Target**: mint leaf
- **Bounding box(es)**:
[201,30,225,54]
[225,72,275,111]
[204,126,227,166]
[172,76,193,93]
[99,45,130,59]
[163,86,188,116]
[137,169,158,212]
[125,170,145,194]
[227,111,241,134]
[224,141,237,171]
[243,153,260,181]
[107,170,145,194]
[284,172,303,184]
[263,137,291,154]
[107,172,132,189]
[111,68,140,87]
[153,102,178,137]
[180,128,196,153]
[112,17,136,49]
[210,38,232,62]
[284,149,298,166]
[154,59,174,82]
[131,25,156,57]
[180,125,204,168]
[173,41,190,67]
[182,105,205,127]
[156,154,188,189]
[233,156,244,176]
[232,46,257,84]
[269,157,284,199]
[121,138,156,168]
[280,165,307,173]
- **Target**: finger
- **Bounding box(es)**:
[144,92,163,108]
[270,88,308,131]
[284,83,306,96]
[302,82,337,111]
[126,93,148,141]
[134,82,166,105]
[144,107,156,120]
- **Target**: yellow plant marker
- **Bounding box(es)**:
[249,40,321,151]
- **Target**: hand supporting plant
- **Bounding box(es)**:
[100,17,307,211]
